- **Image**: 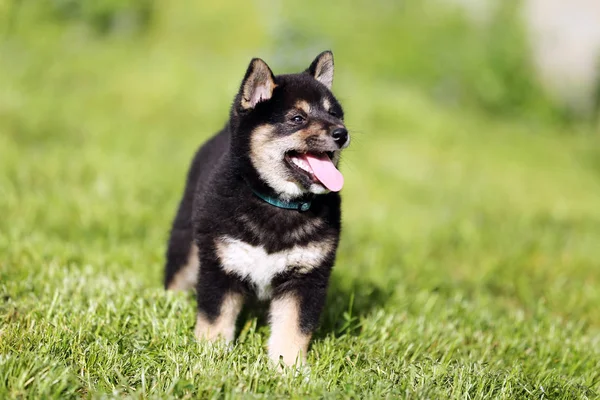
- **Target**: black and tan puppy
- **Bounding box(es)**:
[164,51,349,367]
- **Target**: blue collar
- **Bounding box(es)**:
[249,187,313,212]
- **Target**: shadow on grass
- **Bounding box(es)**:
[233,275,393,339]
[317,275,393,339]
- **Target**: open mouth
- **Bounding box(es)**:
[284,151,344,192]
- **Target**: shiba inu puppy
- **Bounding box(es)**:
[164,51,350,367]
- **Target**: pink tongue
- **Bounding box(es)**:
[302,153,344,192]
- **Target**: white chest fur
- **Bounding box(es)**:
[215,236,334,300]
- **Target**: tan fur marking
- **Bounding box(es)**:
[167,244,199,291]
[295,100,311,114]
[299,122,327,138]
[195,292,243,343]
[250,125,306,199]
[268,295,311,366]
[249,123,342,198]
[322,98,331,111]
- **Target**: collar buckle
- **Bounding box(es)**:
[298,202,311,212]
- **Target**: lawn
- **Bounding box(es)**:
[1,1,600,398]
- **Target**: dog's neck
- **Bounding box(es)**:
[242,174,315,212]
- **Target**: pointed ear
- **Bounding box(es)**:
[307,51,334,89]
[239,58,276,110]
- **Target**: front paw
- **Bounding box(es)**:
[194,312,236,343]
[267,333,310,369]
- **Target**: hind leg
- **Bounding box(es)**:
[164,217,199,291]
[165,240,198,291]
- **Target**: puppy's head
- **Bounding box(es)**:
[231,51,349,200]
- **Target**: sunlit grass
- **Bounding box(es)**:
[1,1,599,398]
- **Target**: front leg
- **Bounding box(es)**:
[268,269,331,367]
[194,253,245,343]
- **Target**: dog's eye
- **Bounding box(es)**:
[328,110,339,118]
[290,115,305,124]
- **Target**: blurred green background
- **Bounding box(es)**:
[4,0,599,125]
[1,0,600,398]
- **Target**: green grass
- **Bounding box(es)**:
[1,1,600,398]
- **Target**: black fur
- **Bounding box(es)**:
[164,51,347,344]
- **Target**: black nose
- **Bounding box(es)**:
[331,127,348,147]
